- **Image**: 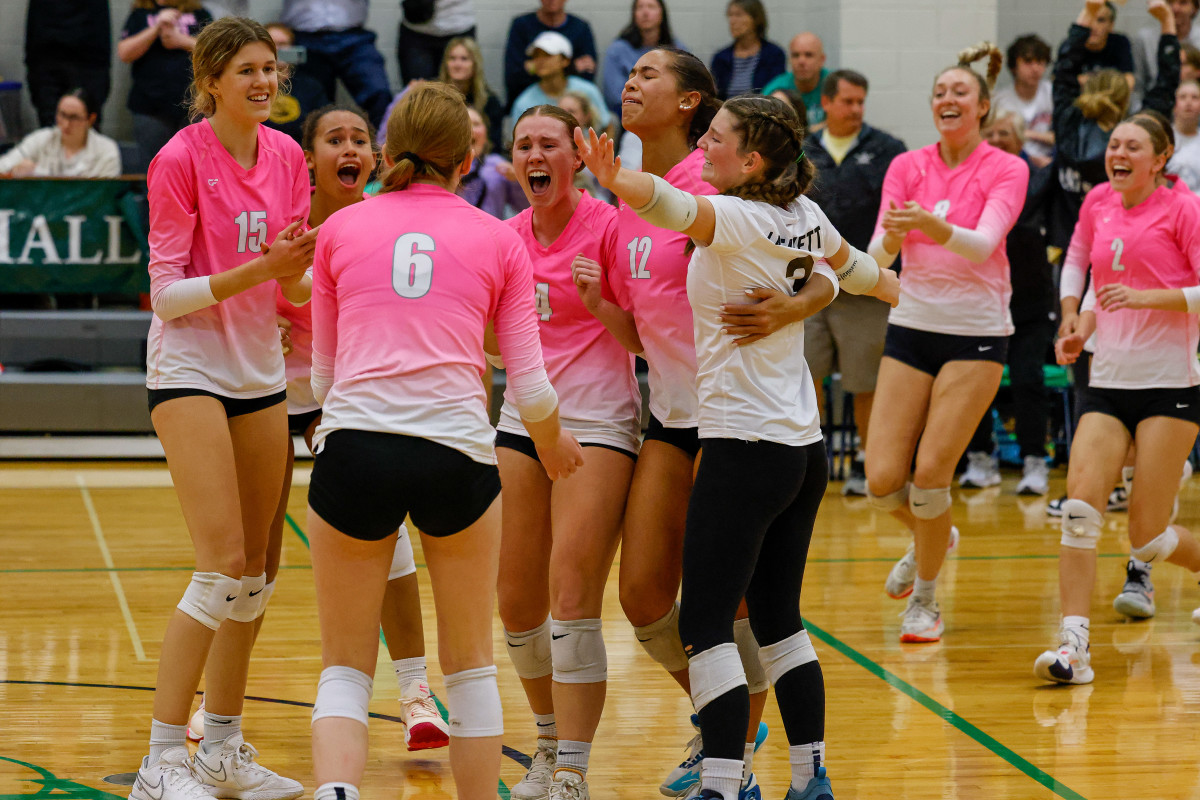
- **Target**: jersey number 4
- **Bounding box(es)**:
[393,233,435,298]
[627,236,652,279]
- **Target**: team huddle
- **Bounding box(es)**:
[124,7,1200,800]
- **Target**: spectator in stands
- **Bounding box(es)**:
[558,91,608,198]
[509,32,610,139]
[457,105,527,218]
[768,87,808,126]
[1061,0,1135,89]
[396,0,476,85]
[711,0,786,99]
[1170,79,1200,189]
[802,69,906,497]
[993,35,1055,168]
[505,0,597,110]
[0,89,120,177]
[263,22,331,144]
[1182,42,1200,80]
[1134,0,1200,94]
[25,0,112,129]
[118,0,213,173]
[281,0,392,130]
[1050,0,1177,251]
[762,32,830,128]
[960,111,1057,495]
[440,37,504,151]
[601,0,684,119]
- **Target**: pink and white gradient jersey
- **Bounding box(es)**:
[146,120,310,397]
[311,183,548,464]
[276,288,317,413]
[874,141,1028,337]
[497,192,642,451]
[689,195,841,446]
[1066,182,1200,389]
[611,147,718,428]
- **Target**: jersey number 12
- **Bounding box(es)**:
[627,237,652,279]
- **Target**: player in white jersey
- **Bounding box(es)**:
[129,18,316,800]
[576,94,896,800]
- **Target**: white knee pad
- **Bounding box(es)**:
[1131,526,1180,564]
[633,602,689,673]
[505,616,553,680]
[733,618,768,694]
[551,618,607,684]
[389,524,417,580]
[867,482,909,512]
[688,642,747,713]
[1059,499,1103,550]
[259,580,276,612]
[228,572,267,623]
[444,665,504,738]
[177,572,243,631]
[757,629,818,685]
[909,486,952,520]
[312,666,373,727]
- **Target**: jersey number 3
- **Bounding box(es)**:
[393,233,435,298]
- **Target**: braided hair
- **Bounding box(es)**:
[719,95,815,208]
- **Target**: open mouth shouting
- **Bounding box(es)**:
[527,169,552,196]
[336,162,362,187]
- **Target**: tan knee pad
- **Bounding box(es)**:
[633,602,690,673]
[909,486,951,519]
[867,482,909,512]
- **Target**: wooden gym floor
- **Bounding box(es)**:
[2,460,1199,800]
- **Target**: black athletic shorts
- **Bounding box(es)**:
[882,325,1009,377]
[494,430,637,462]
[288,408,322,436]
[642,414,701,460]
[1081,385,1200,434]
[309,429,501,540]
[148,388,286,417]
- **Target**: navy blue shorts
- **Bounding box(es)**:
[494,430,637,462]
[1081,385,1200,434]
[882,325,1008,377]
[642,415,701,460]
[148,388,286,417]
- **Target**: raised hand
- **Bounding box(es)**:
[573,127,621,189]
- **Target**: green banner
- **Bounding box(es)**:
[0,178,149,294]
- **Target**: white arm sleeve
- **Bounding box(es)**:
[1183,286,1200,313]
[632,173,699,232]
[943,225,997,264]
[511,366,558,423]
[834,245,880,295]
[867,235,899,269]
[151,275,217,321]
[1080,284,1097,314]
[311,350,333,406]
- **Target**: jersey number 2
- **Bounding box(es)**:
[393,233,435,298]
[627,236,652,279]
[1110,237,1126,271]
[235,211,267,253]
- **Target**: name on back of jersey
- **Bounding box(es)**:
[767,225,822,252]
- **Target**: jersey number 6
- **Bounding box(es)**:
[393,232,435,299]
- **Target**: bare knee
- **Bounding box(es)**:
[619,572,678,628]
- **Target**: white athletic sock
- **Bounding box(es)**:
[555,740,591,775]
[534,712,557,741]
[912,577,937,604]
[701,757,743,799]
[315,783,359,800]
[1062,615,1090,646]
[743,742,755,779]
[148,719,187,762]
[393,657,427,692]
[789,741,825,789]
[201,712,241,753]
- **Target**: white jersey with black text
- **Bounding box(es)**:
[687,194,842,446]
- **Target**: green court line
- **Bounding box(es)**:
[803,618,1088,800]
[284,512,310,548]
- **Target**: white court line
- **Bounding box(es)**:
[77,474,147,662]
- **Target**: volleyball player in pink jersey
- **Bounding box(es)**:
[1035,114,1200,685]
[576,92,894,800]
[495,104,641,800]
[864,44,1029,643]
[305,83,583,800]
[130,17,315,800]
[603,48,773,799]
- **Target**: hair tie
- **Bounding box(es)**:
[398,151,425,169]
[795,149,806,163]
